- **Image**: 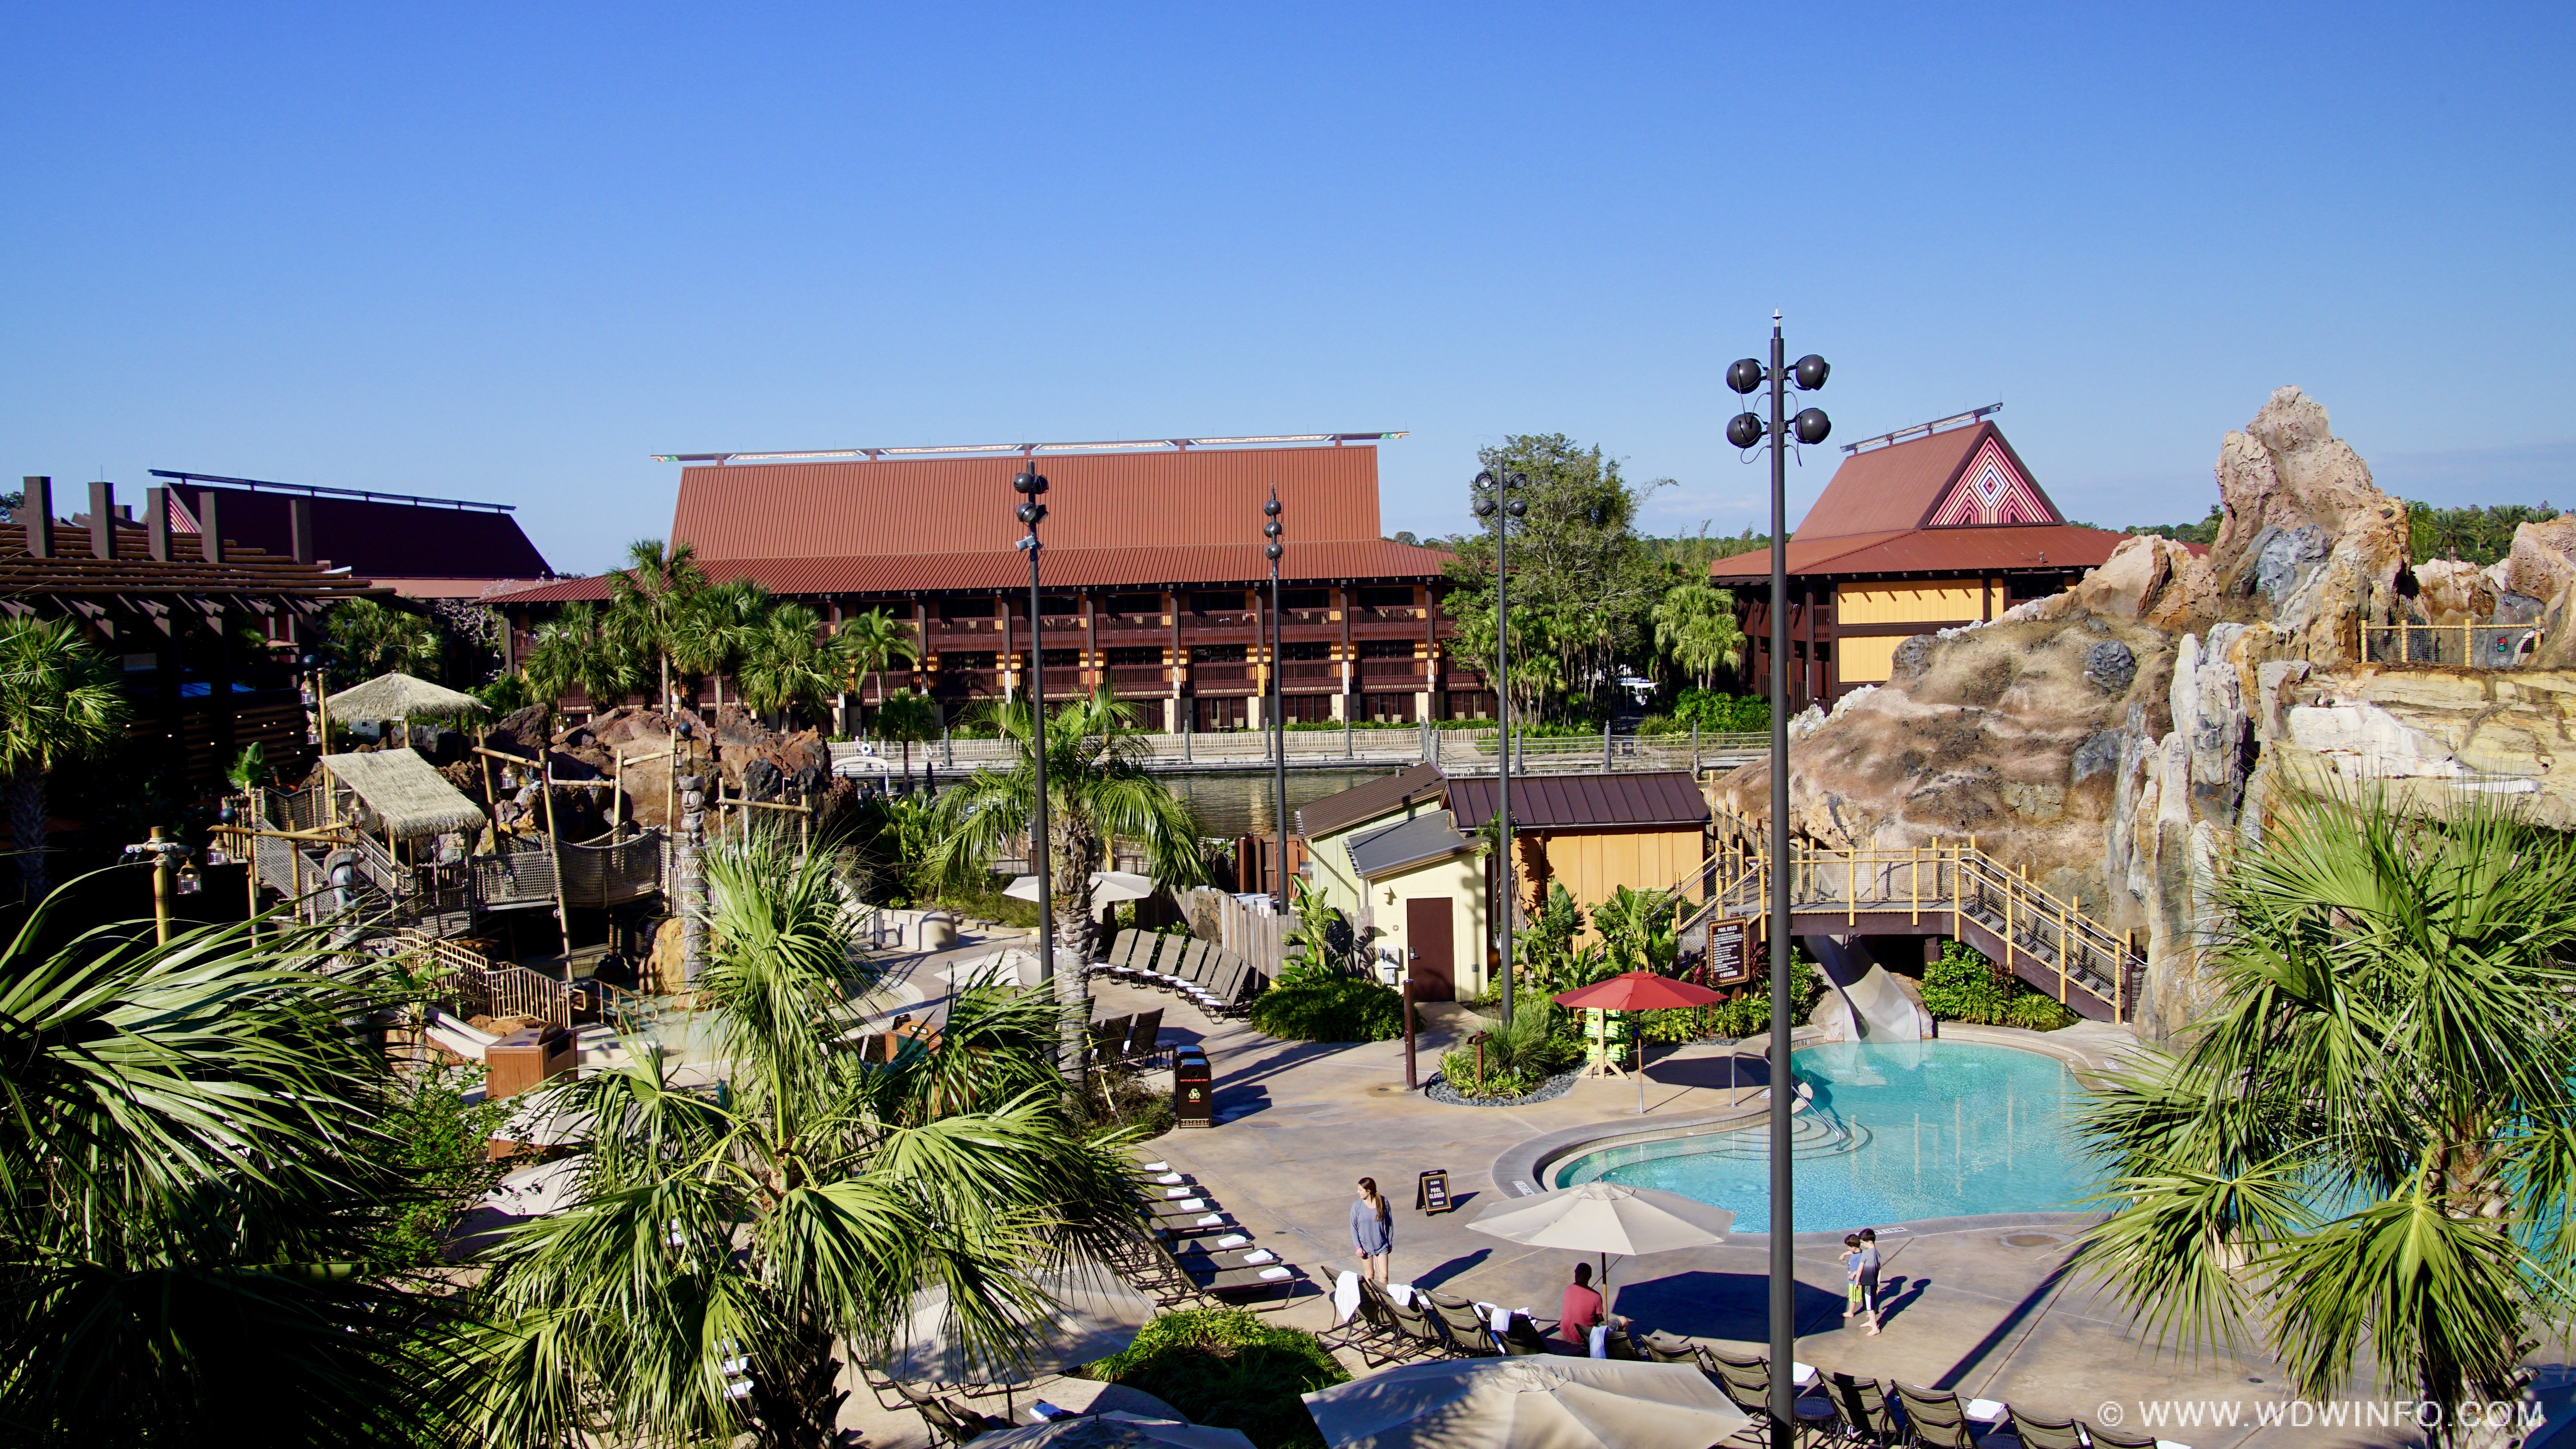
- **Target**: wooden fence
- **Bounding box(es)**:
[1179,886,1285,981]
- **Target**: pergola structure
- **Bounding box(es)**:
[4,476,386,788]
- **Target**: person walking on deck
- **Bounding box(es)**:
[1351,1177,1393,1284]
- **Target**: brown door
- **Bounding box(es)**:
[1405,897,1455,1002]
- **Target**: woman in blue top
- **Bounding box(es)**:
[1350,1177,1393,1284]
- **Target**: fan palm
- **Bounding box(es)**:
[0,887,450,1444]
[608,538,708,712]
[2074,789,2576,1434]
[0,617,128,900]
[1649,582,1745,691]
[736,602,854,727]
[923,688,1208,1070]
[443,837,1141,1449]
[521,600,641,721]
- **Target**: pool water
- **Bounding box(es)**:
[1553,1041,2100,1232]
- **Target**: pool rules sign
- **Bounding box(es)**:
[1705,918,1749,984]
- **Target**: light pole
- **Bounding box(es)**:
[1012,467,1071,1077]
[1264,491,1288,912]
[1470,470,1527,1022]
[1724,314,1830,1437]
[122,826,190,946]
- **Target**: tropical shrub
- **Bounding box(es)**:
[1672,688,1769,734]
[1439,997,1574,1099]
[1704,949,1823,1039]
[1278,878,1355,985]
[1920,939,2075,1030]
[1248,976,1404,1043]
[1081,1308,1346,1449]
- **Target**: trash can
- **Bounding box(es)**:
[486,1024,576,1100]
[1173,1047,1213,1128]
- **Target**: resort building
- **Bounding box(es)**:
[5,477,387,789]
[149,470,557,600]
[493,435,1478,731]
[1709,409,2130,709]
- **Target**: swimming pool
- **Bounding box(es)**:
[1551,1040,2099,1232]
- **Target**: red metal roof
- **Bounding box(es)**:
[1792,421,2059,540]
[490,538,1455,604]
[1296,763,1447,839]
[1706,524,2128,582]
[671,445,1387,561]
[1446,772,1710,832]
[166,484,554,582]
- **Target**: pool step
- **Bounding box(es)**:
[1667,1111,1871,1161]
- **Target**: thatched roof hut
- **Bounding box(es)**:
[319,750,486,840]
[327,672,484,722]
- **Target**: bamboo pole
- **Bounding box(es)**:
[541,757,572,957]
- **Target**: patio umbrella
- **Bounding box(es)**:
[1552,971,1723,1113]
[969,1413,1256,1449]
[1300,1356,1747,1449]
[1004,872,1161,907]
[882,1264,1157,1388]
[1465,1181,1734,1305]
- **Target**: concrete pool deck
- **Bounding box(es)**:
[844,942,2534,1449]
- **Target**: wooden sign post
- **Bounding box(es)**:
[1706,918,1750,985]
[1415,1168,1453,1215]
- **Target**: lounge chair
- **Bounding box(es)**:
[1422,1291,1506,1356]
[1319,1270,1408,1363]
[1893,1384,1977,1449]
[1151,939,1209,990]
[1174,940,1217,992]
[2080,1422,2159,1449]
[1088,1014,1134,1066]
[1635,1329,1701,1366]
[2006,1406,2085,1449]
[1501,1313,1559,1357]
[1152,1228,1299,1306]
[1092,928,1141,977]
[1820,1373,1904,1447]
[1708,1354,1837,1446]
[1120,1007,1165,1067]
[1357,1279,1452,1365]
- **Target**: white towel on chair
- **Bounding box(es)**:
[1589,1325,1609,1358]
[1162,1186,1193,1199]
[1243,1248,1276,1264]
[1154,1173,1185,1184]
[1332,1271,1361,1325]
[1387,1282,1414,1308]
[1215,1233,1250,1249]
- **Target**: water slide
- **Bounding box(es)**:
[1801,934,1927,1043]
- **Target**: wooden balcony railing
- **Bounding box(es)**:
[933,670,997,694]
[1192,664,1251,683]
[1040,669,1087,694]
[1358,658,1425,679]
[1279,661,1339,682]
[1108,666,1171,687]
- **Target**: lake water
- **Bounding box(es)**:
[1160,768,1397,839]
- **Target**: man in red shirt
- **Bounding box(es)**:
[1558,1262,1605,1349]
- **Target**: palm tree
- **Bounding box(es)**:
[2075,789,2576,1434]
[0,617,129,899]
[520,600,641,723]
[1649,582,1746,692]
[923,688,1208,1060]
[672,577,777,717]
[0,889,452,1443]
[735,602,854,729]
[608,538,707,712]
[320,597,443,687]
[444,837,1140,1449]
[877,689,943,791]
[835,606,920,714]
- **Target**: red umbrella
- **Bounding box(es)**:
[1552,972,1726,1114]
[1552,970,1723,1011]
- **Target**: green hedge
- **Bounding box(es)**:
[1921,940,2078,1030]
[1081,1308,1346,1449]
[1248,976,1405,1043]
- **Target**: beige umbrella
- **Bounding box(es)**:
[969,1413,1256,1449]
[882,1265,1157,1388]
[1464,1182,1734,1303]
[1003,872,1160,906]
[1301,1357,1747,1449]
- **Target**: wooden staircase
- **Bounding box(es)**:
[1673,806,2147,1024]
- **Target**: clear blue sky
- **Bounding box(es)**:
[6,3,2569,575]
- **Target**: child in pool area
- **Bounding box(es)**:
[1839,1234,1865,1319]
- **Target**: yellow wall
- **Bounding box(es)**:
[1369,852,1491,997]
[1838,634,1904,684]
[1836,581,1984,624]
[1513,828,1707,941]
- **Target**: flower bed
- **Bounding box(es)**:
[1424,1067,1580,1107]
